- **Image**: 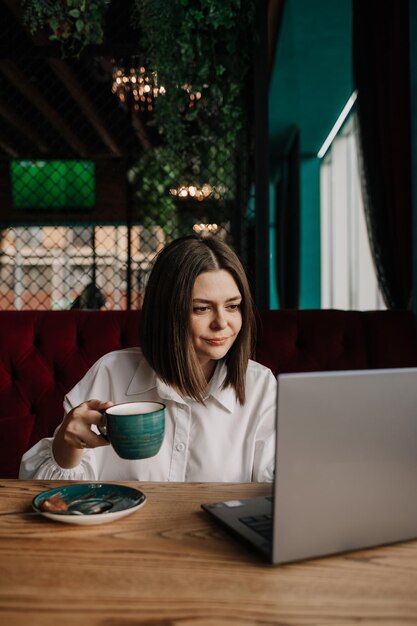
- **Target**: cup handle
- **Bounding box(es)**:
[98,411,109,441]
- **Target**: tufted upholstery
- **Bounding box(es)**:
[0,310,140,477]
[255,309,417,374]
[1,308,416,477]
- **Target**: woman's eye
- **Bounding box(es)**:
[193,306,209,313]
[227,303,241,311]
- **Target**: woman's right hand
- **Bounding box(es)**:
[52,399,112,469]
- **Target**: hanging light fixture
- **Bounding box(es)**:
[111,59,204,112]
[182,84,203,109]
[192,223,220,236]
[111,61,166,112]
[169,183,227,201]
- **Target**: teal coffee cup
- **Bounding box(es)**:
[99,401,165,460]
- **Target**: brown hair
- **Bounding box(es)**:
[140,235,255,404]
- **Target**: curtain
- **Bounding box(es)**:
[353,0,412,309]
[274,128,300,308]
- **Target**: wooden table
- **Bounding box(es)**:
[1,480,417,626]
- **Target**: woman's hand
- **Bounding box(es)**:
[61,399,113,450]
[52,399,113,469]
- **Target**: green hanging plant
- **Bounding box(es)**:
[21,0,256,222]
[123,0,256,217]
[136,0,255,184]
[127,145,181,235]
[22,0,111,56]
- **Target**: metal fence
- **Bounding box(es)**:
[0,223,166,310]
[0,2,254,310]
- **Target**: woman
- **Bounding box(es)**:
[20,235,277,482]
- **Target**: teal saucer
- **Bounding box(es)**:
[32,483,146,525]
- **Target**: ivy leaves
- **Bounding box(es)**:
[21,0,255,227]
[22,0,110,55]
[137,0,255,185]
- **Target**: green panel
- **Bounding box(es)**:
[300,158,321,308]
[11,160,96,209]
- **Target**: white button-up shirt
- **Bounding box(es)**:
[19,348,277,482]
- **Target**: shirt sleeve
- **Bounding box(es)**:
[18,436,98,480]
[19,353,115,481]
[19,351,137,480]
[252,368,277,482]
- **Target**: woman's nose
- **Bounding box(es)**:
[210,309,227,329]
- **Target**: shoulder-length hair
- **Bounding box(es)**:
[140,235,255,404]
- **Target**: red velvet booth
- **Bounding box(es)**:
[1,309,416,478]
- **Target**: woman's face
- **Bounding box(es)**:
[190,269,242,381]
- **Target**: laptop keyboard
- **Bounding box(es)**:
[239,513,273,542]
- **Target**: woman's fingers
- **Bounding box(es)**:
[64,424,110,450]
[74,430,109,450]
[63,399,113,449]
[70,399,113,426]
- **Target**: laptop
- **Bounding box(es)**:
[202,367,417,564]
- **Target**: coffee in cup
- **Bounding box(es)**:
[99,401,165,460]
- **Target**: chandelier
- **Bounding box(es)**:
[111,63,165,112]
[111,60,204,112]
[169,183,226,201]
[192,223,220,236]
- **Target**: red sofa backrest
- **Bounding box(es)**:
[255,309,417,373]
[1,309,416,477]
[0,310,140,478]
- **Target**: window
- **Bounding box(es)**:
[320,114,385,310]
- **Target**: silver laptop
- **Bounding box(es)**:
[202,367,417,564]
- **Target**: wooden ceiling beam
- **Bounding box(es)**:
[0,135,18,158]
[0,60,88,156]
[130,110,152,152]
[100,57,152,152]
[48,58,123,157]
[0,99,48,153]
[0,2,139,59]
[2,0,123,158]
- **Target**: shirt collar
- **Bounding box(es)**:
[125,356,187,403]
[126,355,237,412]
[126,356,157,396]
[206,360,237,413]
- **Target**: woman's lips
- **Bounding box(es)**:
[204,337,230,346]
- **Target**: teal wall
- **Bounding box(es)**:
[268,0,352,309]
[300,158,321,308]
[268,0,416,311]
[269,181,279,309]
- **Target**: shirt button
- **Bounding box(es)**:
[176,442,185,452]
